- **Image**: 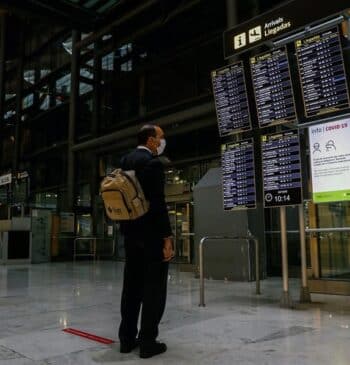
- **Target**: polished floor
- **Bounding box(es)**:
[1,262,350,364]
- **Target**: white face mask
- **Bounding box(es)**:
[157,138,166,155]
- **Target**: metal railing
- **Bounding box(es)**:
[305,227,350,233]
[199,235,260,307]
[73,237,115,261]
[266,228,350,235]
[52,235,115,261]
[265,230,300,234]
[73,237,97,261]
[174,232,194,264]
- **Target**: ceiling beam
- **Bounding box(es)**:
[76,0,159,49]
[72,102,215,152]
[0,0,96,30]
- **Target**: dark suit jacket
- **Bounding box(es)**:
[119,148,172,247]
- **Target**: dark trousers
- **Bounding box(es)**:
[118,237,169,344]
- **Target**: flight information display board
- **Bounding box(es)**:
[261,130,302,208]
[212,62,251,136]
[296,27,350,118]
[250,47,296,127]
[221,139,256,210]
[0,186,7,204]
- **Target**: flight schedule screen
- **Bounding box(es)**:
[250,48,296,127]
[212,62,251,136]
[221,139,256,210]
[296,27,350,117]
[261,130,302,208]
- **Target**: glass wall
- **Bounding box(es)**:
[168,201,193,263]
[265,206,302,277]
[306,201,350,279]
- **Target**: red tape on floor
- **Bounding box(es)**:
[63,328,116,345]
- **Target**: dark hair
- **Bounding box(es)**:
[138,124,157,145]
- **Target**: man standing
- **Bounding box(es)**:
[118,124,174,359]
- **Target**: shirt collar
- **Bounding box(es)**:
[137,145,153,155]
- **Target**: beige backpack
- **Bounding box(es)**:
[100,169,149,220]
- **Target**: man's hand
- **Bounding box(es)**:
[163,237,174,262]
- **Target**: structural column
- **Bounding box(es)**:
[0,12,6,127]
[280,206,293,307]
[67,30,81,211]
[33,67,40,108]
[299,204,312,302]
[139,75,146,117]
[226,0,266,281]
[0,13,7,217]
[92,40,101,136]
[91,39,101,235]
[226,0,238,29]
[13,22,25,173]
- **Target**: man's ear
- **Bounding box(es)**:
[147,136,155,148]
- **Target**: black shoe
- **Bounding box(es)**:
[120,340,139,353]
[139,341,167,359]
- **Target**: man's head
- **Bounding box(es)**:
[138,124,166,155]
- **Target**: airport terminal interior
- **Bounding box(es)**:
[2,0,350,363]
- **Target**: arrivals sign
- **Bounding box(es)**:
[309,118,350,203]
[224,0,350,58]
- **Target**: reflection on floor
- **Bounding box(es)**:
[1,262,350,364]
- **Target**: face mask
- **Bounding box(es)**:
[157,138,166,155]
